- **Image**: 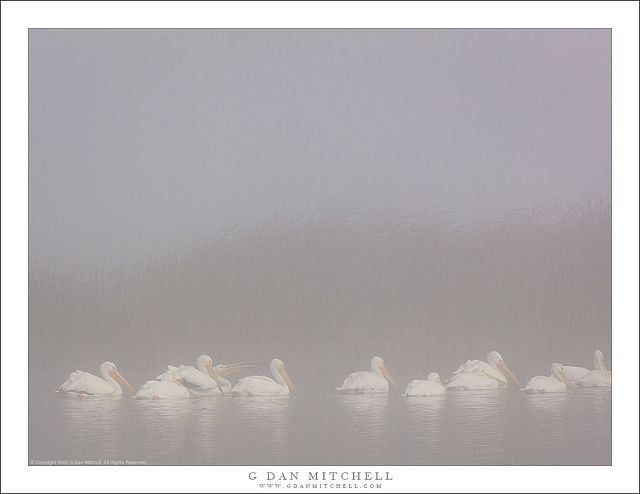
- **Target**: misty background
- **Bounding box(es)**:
[29,29,611,386]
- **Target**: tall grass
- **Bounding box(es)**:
[29,199,611,386]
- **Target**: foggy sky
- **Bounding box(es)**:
[29,29,611,267]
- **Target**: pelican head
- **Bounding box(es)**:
[211,364,232,389]
[427,372,442,384]
[100,361,134,393]
[551,363,572,386]
[486,351,503,366]
[371,356,398,388]
[487,351,521,387]
[196,354,225,392]
[594,350,607,371]
[271,358,295,392]
[196,354,214,373]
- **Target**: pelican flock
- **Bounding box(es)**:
[57,350,611,402]
[156,355,259,395]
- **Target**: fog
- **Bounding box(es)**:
[29,29,610,267]
[29,200,611,384]
[28,29,611,384]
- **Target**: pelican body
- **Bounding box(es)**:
[563,350,611,387]
[134,374,197,399]
[576,370,611,387]
[446,351,521,390]
[231,359,294,396]
[58,361,134,397]
[337,356,398,393]
[524,363,573,394]
[403,372,446,397]
[158,355,258,395]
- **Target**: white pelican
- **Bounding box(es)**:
[575,351,611,387]
[336,356,398,393]
[158,355,258,394]
[134,374,198,399]
[446,351,521,390]
[403,372,446,397]
[58,361,134,396]
[231,358,295,396]
[524,363,573,394]
[563,350,610,384]
[576,369,612,387]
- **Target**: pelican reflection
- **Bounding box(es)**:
[339,394,389,463]
[444,390,507,464]
[230,396,290,463]
[405,395,446,441]
[61,394,122,460]
[135,398,194,463]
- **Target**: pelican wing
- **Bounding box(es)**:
[134,379,192,399]
[452,359,491,375]
[562,365,591,383]
[524,375,566,393]
[448,359,506,384]
[156,365,180,378]
[524,375,549,392]
[403,379,445,397]
[337,371,388,392]
[58,371,114,395]
[158,365,215,389]
[576,370,611,387]
[231,375,283,395]
[180,366,216,388]
[156,364,193,380]
[403,380,424,396]
[445,371,503,390]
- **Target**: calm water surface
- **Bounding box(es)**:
[29,375,610,465]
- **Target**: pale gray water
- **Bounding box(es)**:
[29,375,610,465]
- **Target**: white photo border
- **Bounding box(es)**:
[1,1,638,493]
